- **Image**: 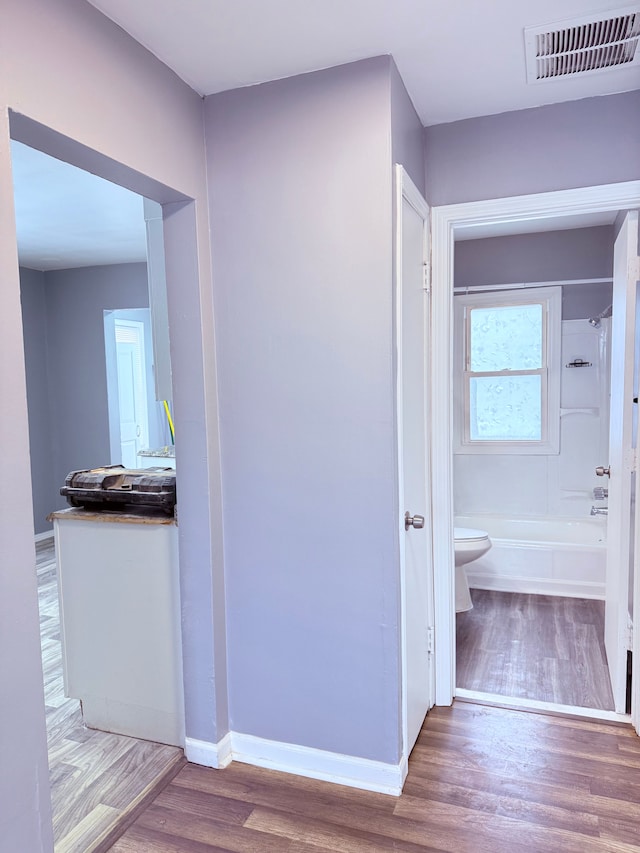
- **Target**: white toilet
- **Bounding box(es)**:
[454,527,491,613]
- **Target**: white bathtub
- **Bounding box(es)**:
[455,515,607,599]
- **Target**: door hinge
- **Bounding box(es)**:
[423,262,431,294]
[626,616,634,652]
[427,626,435,655]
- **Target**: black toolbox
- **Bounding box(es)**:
[60,465,176,514]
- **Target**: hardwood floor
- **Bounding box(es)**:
[37,537,184,852]
[109,701,640,852]
[456,589,615,711]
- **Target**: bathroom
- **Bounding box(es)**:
[450,222,620,713]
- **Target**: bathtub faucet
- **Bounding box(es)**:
[590,505,608,516]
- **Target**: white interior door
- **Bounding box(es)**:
[605,210,639,714]
[396,165,435,757]
[115,319,149,468]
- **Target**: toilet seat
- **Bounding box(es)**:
[454,527,489,543]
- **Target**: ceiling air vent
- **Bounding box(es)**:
[525,8,640,82]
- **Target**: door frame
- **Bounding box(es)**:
[113,316,150,466]
[395,165,434,770]
[430,180,640,709]
[606,211,639,712]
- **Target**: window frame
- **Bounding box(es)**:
[453,286,562,455]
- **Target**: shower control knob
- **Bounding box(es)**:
[595,466,610,477]
[405,512,425,531]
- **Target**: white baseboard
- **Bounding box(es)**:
[467,572,605,600]
[185,732,232,769]
[456,688,628,723]
[185,731,405,796]
[34,529,54,543]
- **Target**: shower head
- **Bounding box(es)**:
[588,303,612,328]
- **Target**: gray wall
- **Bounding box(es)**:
[205,56,403,763]
[2,1,223,846]
[20,263,151,533]
[19,269,53,534]
[44,263,149,513]
[455,226,614,319]
[390,59,425,194]
[425,91,640,206]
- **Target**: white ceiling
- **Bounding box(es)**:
[11,141,147,271]
[12,0,639,270]
[87,0,640,126]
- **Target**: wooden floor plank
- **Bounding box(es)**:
[456,590,615,710]
[111,701,640,853]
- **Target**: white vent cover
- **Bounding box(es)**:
[525,8,640,82]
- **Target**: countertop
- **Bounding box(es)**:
[47,507,176,525]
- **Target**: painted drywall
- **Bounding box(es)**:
[0,1,225,847]
[390,59,425,195]
[19,268,53,535]
[205,56,402,764]
[424,91,640,206]
[455,226,614,319]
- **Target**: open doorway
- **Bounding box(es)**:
[104,308,175,468]
[450,226,615,712]
[13,139,182,849]
[429,181,640,732]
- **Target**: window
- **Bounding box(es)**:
[454,286,561,454]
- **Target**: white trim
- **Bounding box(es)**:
[456,688,630,723]
[454,286,562,455]
[438,181,640,238]
[430,180,640,709]
[395,164,408,766]
[34,530,54,543]
[634,377,640,733]
[454,277,612,294]
[467,574,605,599]
[231,732,406,796]
[185,733,233,769]
[185,731,406,796]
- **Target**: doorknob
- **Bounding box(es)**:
[596,466,610,477]
[405,511,425,531]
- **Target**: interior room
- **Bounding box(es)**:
[2,1,640,851]
[451,224,617,711]
[14,140,183,848]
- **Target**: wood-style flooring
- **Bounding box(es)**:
[37,537,184,853]
[109,701,640,852]
[456,589,615,710]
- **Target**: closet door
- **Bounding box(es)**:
[395,165,435,758]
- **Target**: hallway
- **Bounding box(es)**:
[110,700,640,852]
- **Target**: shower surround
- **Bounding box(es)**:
[454,318,610,598]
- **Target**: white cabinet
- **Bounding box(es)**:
[51,509,184,747]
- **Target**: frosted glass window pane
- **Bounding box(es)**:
[470,375,542,440]
[469,304,543,371]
